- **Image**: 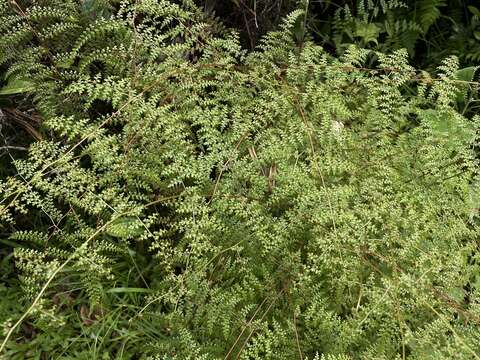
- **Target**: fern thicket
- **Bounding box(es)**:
[195,0,480,70]
[303,0,480,70]
[1,0,480,359]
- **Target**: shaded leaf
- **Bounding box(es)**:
[455,66,478,82]
[355,21,380,44]
[0,78,34,95]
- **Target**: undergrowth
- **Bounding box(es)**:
[1,0,480,359]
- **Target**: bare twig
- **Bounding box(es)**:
[0,146,28,151]
[233,288,285,360]
[293,311,304,360]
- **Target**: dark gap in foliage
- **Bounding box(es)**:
[196,0,298,49]
[87,99,116,128]
[79,154,93,169]
[88,60,107,78]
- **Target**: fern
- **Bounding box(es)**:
[1,1,480,359]
[416,0,446,33]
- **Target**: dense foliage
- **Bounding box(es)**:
[1,0,480,359]
[199,0,480,68]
